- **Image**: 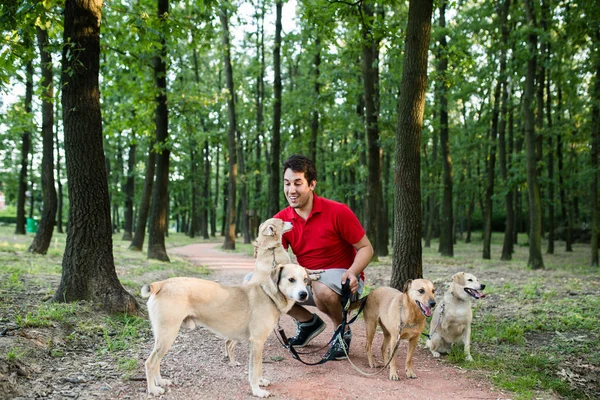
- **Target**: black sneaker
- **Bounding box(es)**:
[323,327,351,361]
[288,314,326,347]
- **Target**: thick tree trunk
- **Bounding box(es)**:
[524,0,544,269]
[29,27,58,255]
[390,0,433,290]
[55,115,64,234]
[268,0,282,218]
[220,7,238,250]
[437,0,453,257]
[16,42,33,236]
[54,0,138,314]
[122,143,136,240]
[147,0,170,262]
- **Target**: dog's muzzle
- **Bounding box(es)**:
[464,287,486,299]
[298,291,308,302]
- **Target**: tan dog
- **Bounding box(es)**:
[363,279,436,381]
[248,218,293,283]
[142,264,310,398]
[427,272,486,361]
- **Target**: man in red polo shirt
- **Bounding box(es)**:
[274,155,374,360]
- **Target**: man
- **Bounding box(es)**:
[274,155,374,360]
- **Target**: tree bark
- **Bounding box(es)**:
[130,140,155,251]
[524,0,544,269]
[55,112,64,234]
[122,143,136,240]
[16,39,33,236]
[54,0,139,313]
[220,6,238,250]
[29,26,58,255]
[391,0,433,290]
[310,35,320,165]
[268,0,282,218]
[437,0,453,257]
[147,0,170,262]
[591,29,600,266]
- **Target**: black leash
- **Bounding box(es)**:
[277,279,368,365]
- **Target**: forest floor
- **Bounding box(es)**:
[1,231,598,399]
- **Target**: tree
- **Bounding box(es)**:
[390,0,434,290]
[220,5,238,250]
[53,0,138,313]
[267,0,282,218]
[523,0,544,269]
[29,25,57,254]
[147,0,170,262]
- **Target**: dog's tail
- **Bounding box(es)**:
[141,282,162,298]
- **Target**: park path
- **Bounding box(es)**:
[129,242,508,400]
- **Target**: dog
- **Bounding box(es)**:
[141,263,310,398]
[363,279,436,381]
[247,218,293,283]
[426,272,486,361]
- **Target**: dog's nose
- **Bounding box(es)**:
[480,284,486,290]
[429,300,437,308]
[298,291,308,301]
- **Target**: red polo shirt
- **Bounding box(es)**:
[274,194,366,280]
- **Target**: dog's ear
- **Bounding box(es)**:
[452,272,465,285]
[263,224,276,236]
[271,264,285,285]
[402,279,413,293]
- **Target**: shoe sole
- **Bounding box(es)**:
[289,322,326,348]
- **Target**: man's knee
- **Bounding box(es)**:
[312,281,340,306]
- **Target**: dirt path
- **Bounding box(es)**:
[114,243,508,400]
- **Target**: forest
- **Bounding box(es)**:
[1,0,600,296]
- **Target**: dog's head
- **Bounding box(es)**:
[256,218,293,248]
[451,272,486,300]
[403,279,436,317]
[271,263,309,303]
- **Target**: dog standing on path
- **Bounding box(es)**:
[142,263,311,398]
[426,272,486,361]
[363,279,437,381]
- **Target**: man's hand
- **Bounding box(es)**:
[341,271,359,294]
[307,269,324,282]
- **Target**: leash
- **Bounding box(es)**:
[421,302,444,340]
[276,280,367,365]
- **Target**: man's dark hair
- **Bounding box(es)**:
[282,155,317,184]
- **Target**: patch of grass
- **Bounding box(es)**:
[15,302,78,328]
[5,347,25,361]
[117,357,138,378]
[99,313,149,354]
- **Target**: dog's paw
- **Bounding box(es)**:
[431,350,441,358]
[389,371,400,381]
[156,378,172,387]
[259,378,270,387]
[252,387,270,397]
[465,354,474,362]
[405,370,417,379]
[148,386,165,396]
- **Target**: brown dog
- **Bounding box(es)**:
[363,279,436,380]
[248,218,293,283]
[142,264,310,398]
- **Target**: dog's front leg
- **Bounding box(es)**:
[249,339,270,398]
[463,323,473,361]
[386,333,400,381]
[405,335,418,379]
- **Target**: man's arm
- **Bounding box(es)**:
[341,234,374,294]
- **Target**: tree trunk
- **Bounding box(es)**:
[390,0,433,290]
[16,40,33,236]
[220,7,238,250]
[29,26,58,255]
[268,0,282,217]
[591,29,600,266]
[556,88,572,251]
[147,0,170,262]
[122,143,136,240]
[55,111,64,234]
[437,0,453,257]
[130,140,156,251]
[54,0,139,314]
[309,35,320,164]
[524,0,544,269]
[202,141,210,239]
[363,1,384,259]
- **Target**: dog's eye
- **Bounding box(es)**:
[288,278,296,283]
[418,289,425,294]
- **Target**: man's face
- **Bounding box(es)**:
[283,168,315,209]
